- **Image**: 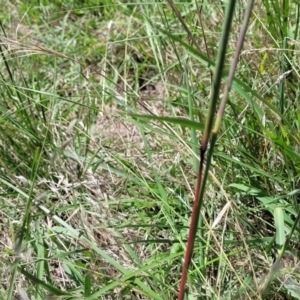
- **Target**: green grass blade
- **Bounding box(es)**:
[129,114,204,130]
[274,207,285,252]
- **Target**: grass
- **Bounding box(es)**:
[0,1,300,299]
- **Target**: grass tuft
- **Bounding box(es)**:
[0,1,300,300]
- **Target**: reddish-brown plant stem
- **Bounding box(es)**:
[177,146,206,300]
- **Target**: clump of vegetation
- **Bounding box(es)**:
[0,1,300,299]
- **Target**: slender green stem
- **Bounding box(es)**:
[178,1,237,299]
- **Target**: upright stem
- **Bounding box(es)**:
[177,2,237,299]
